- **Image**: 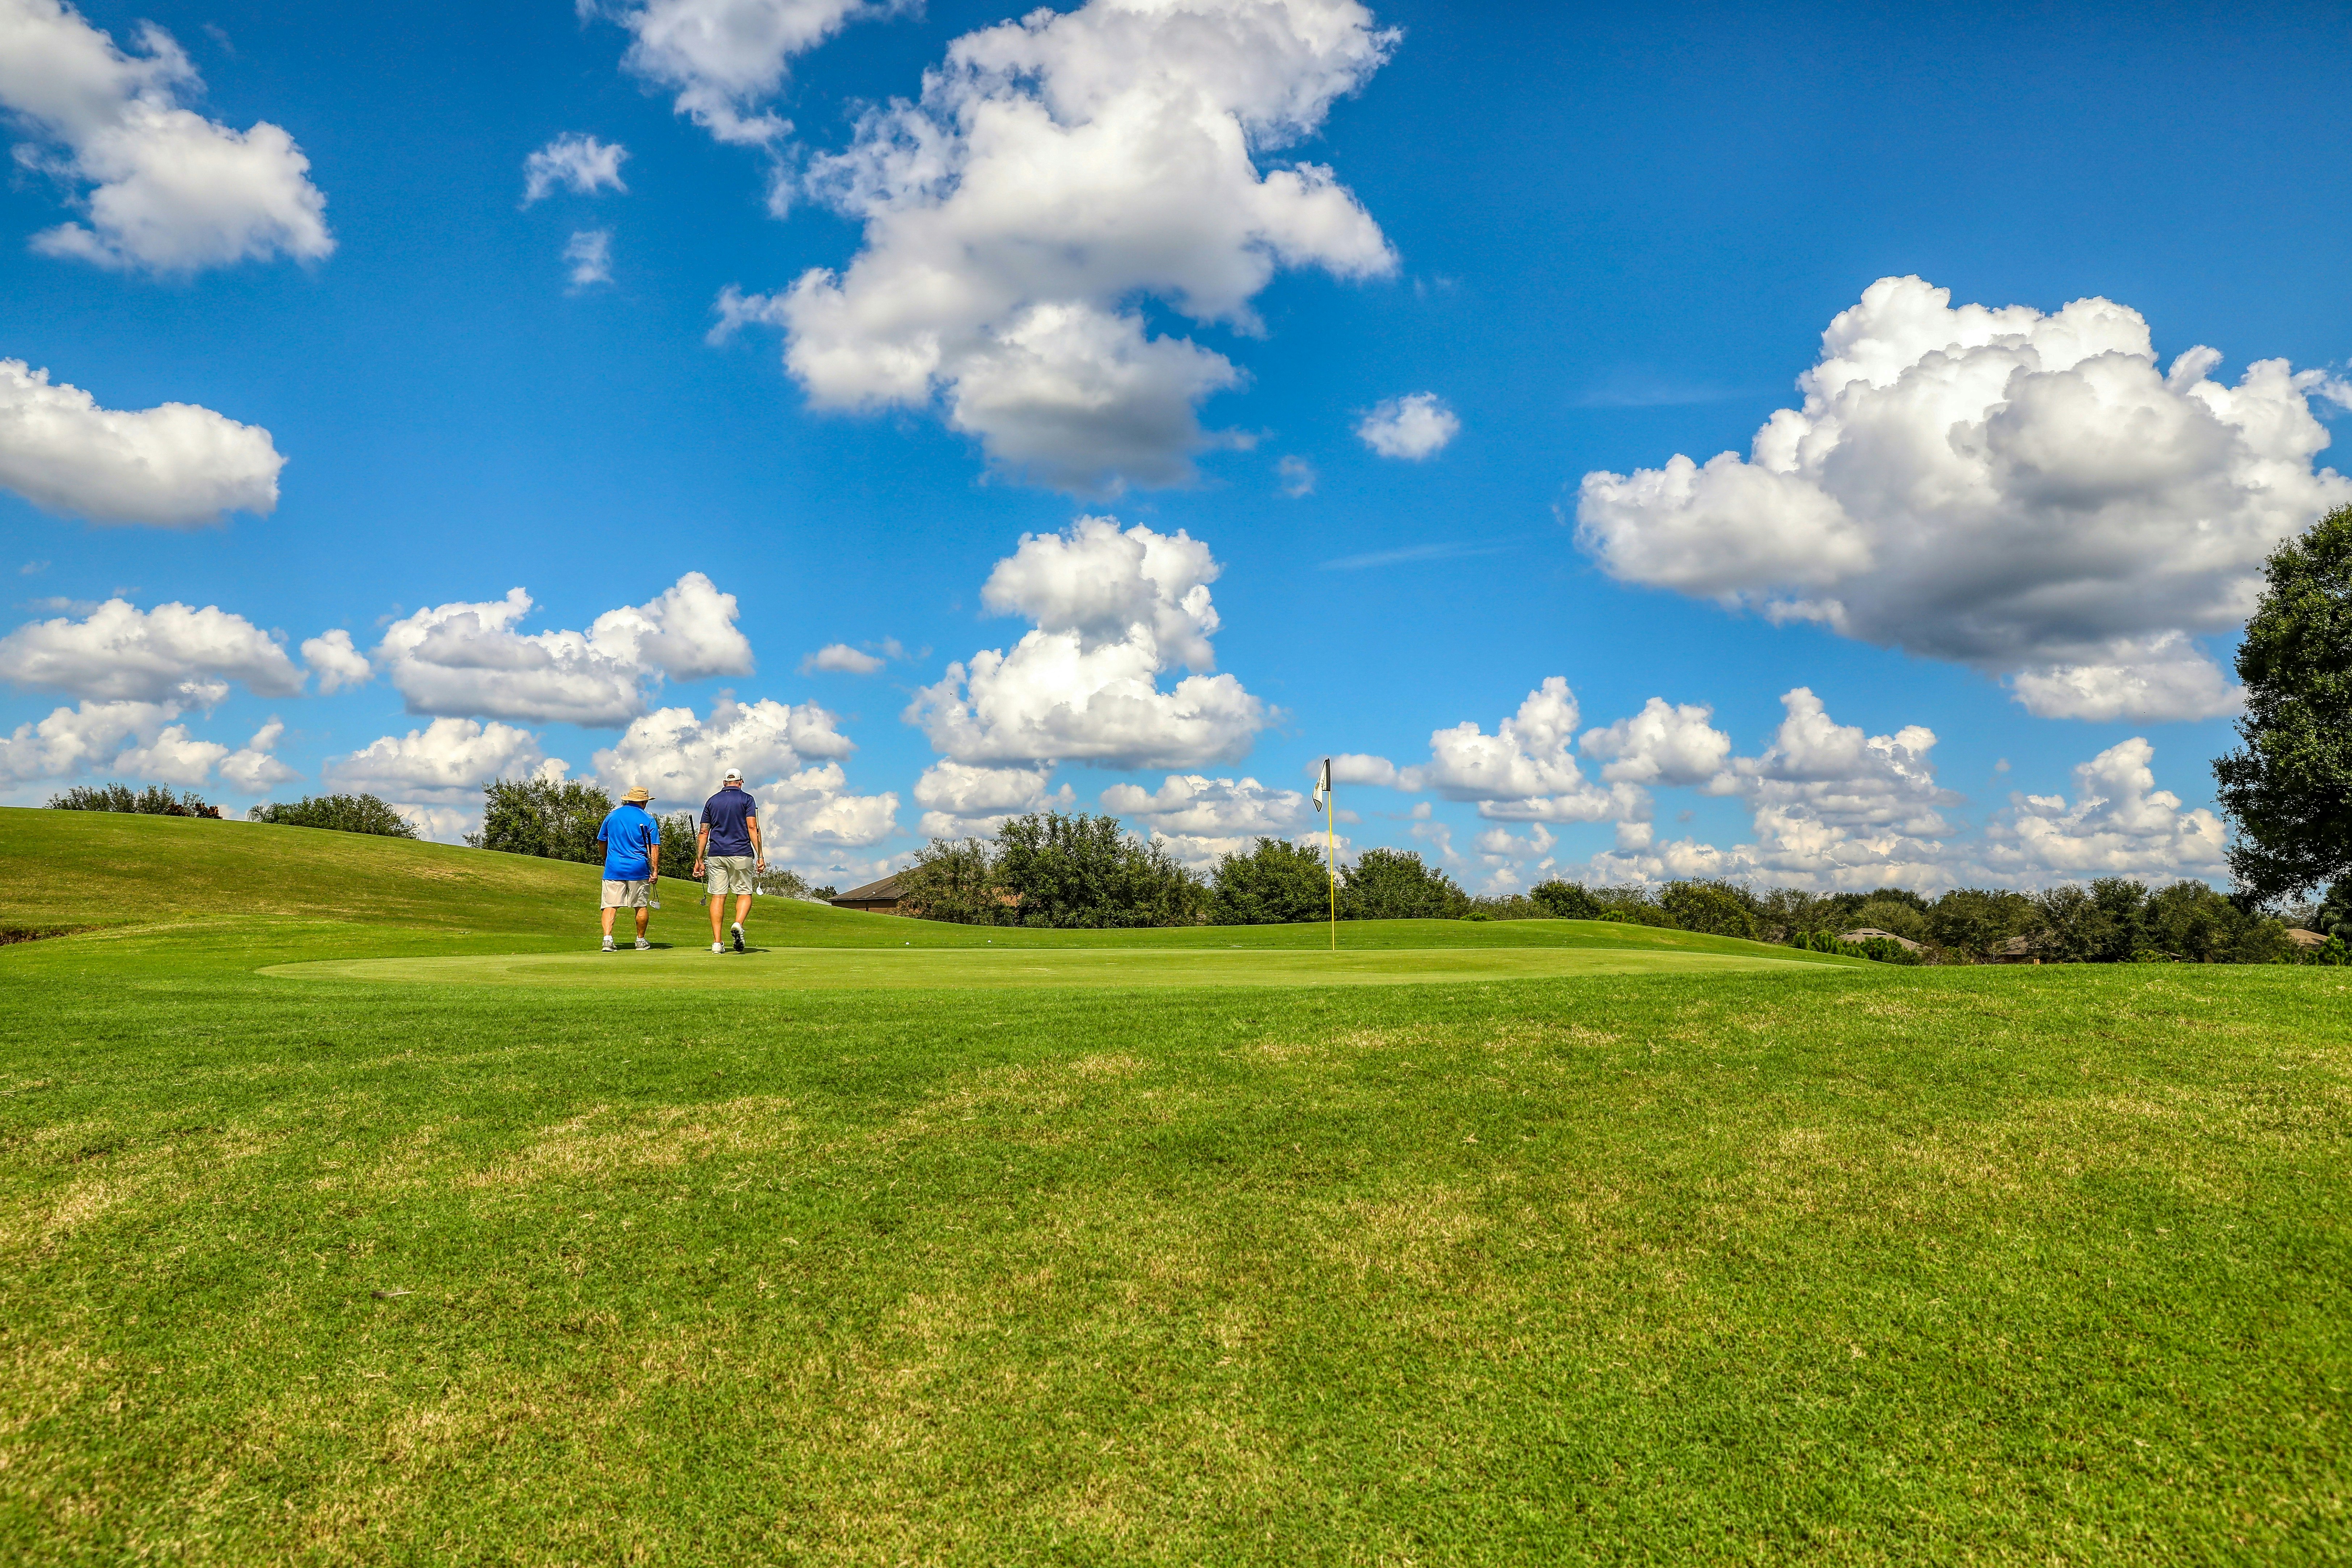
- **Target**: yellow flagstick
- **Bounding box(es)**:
[1322,757,1338,953]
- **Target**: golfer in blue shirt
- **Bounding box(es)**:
[596,785,663,952]
[694,768,763,954]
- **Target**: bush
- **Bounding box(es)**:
[247,794,418,838]
[1341,848,1468,920]
[1465,894,1544,920]
[1210,838,1333,925]
[897,838,1007,925]
[1528,880,1604,920]
[469,778,613,863]
[48,783,222,818]
[1660,880,1759,940]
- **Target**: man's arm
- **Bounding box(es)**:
[694,823,709,872]
[646,819,660,881]
[749,811,763,870]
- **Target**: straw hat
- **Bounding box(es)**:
[622,785,652,803]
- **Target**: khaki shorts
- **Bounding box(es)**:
[705,855,755,896]
[601,879,651,909]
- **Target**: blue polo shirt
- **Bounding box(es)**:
[597,803,660,880]
[700,786,758,857]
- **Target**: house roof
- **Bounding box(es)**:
[832,872,907,904]
[2286,927,2328,948]
[1839,926,1923,951]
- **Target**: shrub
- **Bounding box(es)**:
[1340,848,1468,920]
[1210,838,1334,925]
[1660,880,1758,940]
[247,794,418,838]
[48,783,221,818]
[1528,880,1604,920]
[993,811,1207,929]
[470,778,613,863]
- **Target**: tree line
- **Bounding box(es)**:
[895,810,2348,964]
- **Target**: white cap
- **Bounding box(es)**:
[723,768,743,783]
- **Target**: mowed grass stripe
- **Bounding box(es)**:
[262,944,1839,989]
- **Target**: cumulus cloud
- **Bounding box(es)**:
[913,759,1070,838]
[730,0,1396,491]
[591,696,897,866]
[801,642,883,675]
[376,572,754,727]
[0,596,301,701]
[1277,454,1316,497]
[0,690,215,782]
[1320,752,1399,787]
[1982,736,2226,880]
[908,517,1271,769]
[0,0,331,270]
[1355,392,1457,460]
[217,717,299,793]
[564,229,614,288]
[300,629,371,695]
[1402,677,1641,824]
[522,134,628,204]
[328,718,563,804]
[1578,697,1732,786]
[1105,772,1308,871]
[0,359,283,526]
[1576,276,2352,722]
[586,0,884,154]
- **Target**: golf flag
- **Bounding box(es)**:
[1317,758,1337,951]
[1313,757,1331,813]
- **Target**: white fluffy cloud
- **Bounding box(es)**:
[591,697,897,867]
[1105,773,1308,872]
[564,229,614,288]
[0,597,302,701]
[299,629,371,695]
[1578,697,1731,787]
[1982,737,2226,880]
[0,0,331,270]
[376,572,754,727]
[0,359,283,525]
[801,642,883,675]
[1355,392,1458,460]
[328,718,563,804]
[1576,276,2352,721]
[587,0,882,152]
[913,759,1071,838]
[908,517,1270,768]
[1402,677,1641,824]
[217,718,299,793]
[0,688,216,783]
[523,134,629,204]
[726,0,1396,491]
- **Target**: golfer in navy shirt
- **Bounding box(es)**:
[695,768,764,953]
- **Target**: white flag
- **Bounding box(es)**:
[1313,757,1331,812]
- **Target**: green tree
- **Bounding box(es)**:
[1340,848,1468,920]
[658,812,699,879]
[1528,879,1604,920]
[2215,505,2352,901]
[1924,888,2036,960]
[1209,838,1333,925]
[2142,880,2243,963]
[2313,880,2352,942]
[470,778,613,863]
[2030,879,2147,963]
[896,838,1005,925]
[1659,880,1758,939]
[246,794,418,838]
[993,811,1207,928]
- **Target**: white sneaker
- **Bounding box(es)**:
[634,938,650,951]
[711,942,726,954]
[731,922,745,954]
[601,935,615,952]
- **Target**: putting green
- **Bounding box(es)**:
[263,943,1840,990]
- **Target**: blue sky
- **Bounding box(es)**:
[4,0,2347,893]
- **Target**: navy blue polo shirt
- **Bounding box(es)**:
[700,786,758,857]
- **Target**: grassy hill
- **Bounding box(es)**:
[1,807,2345,1562]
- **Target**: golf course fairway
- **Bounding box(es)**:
[266,941,1833,989]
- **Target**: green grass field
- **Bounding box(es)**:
[2,809,2347,1563]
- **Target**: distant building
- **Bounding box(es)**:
[1839,926,1924,952]
[1987,935,2043,964]
[830,873,910,916]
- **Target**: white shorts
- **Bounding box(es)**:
[601,879,651,909]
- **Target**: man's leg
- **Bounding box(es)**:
[635,904,651,940]
[601,906,616,938]
[734,892,752,930]
[709,888,725,944]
